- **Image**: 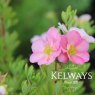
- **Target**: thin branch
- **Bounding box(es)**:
[0,16,7,63]
[1,16,5,37]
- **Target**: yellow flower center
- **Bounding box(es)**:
[68,45,77,56]
[44,45,52,55]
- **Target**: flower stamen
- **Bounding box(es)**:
[68,45,77,56]
[44,45,52,55]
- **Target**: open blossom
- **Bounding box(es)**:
[30,27,61,65]
[58,23,95,43]
[58,31,90,64]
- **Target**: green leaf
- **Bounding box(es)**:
[61,6,76,29]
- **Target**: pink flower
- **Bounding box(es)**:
[58,31,90,64]
[30,27,61,65]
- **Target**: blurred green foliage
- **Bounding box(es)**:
[0,0,26,94]
[0,0,18,31]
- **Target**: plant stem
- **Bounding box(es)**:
[0,16,7,63]
[0,16,5,37]
[55,61,57,71]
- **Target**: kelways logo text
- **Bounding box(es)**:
[51,71,92,80]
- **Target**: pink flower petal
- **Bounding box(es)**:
[47,27,60,40]
[47,27,61,50]
[67,31,82,46]
[69,52,89,64]
[38,56,55,65]
[52,49,61,57]
[61,35,68,51]
[69,27,95,43]
[76,39,89,51]
[30,53,44,63]
[58,53,69,63]
[32,39,45,52]
[47,27,61,47]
